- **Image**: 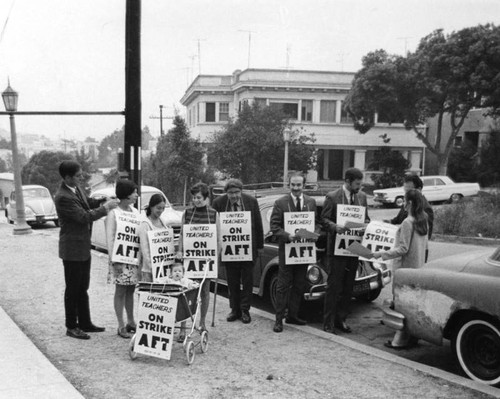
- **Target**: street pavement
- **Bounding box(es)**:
[1,221,500,398]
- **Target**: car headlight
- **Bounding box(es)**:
[307,265,322,284]
[25,207,35,216]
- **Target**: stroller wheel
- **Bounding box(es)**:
[186,340,195,365]
[128,334,138,360]
[200,330,209,353]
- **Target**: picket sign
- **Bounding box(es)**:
[182,224,218,279]
[334,204,366,257]
[219,211,253,262]
[134,292,177,360]
[361,221,398,256]
[111,212,141,265]
[284,211,316,265]
[147,227,175,283]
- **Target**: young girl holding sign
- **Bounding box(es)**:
[373,189,428,349]
[138,193,171,283]
[105,180,140,339]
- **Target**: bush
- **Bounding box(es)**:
[434,192,500,238]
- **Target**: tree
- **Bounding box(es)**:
[154,116,214,204]
[367,147,410,188]
[447,142,478,183]
[344,24,500,175]
[0,157,7,173]
[476,133,500,186]
[0,138,10,149]
[21,151,92,195]
[208,102,316,184]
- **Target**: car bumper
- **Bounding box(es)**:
[382,306,405,331]
[304,269,391,301]
[26,214,58,223]
[373,197,395,204]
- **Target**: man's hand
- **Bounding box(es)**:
[103,198,119,212]
[335,225,347,234]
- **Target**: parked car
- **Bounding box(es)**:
[382,247,500,386]
[217,195,392,310]
[373,175,480,207]
[5,185,58,226]
[90,185,183,251]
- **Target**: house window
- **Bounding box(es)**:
[301,100,313,122]
[320,100,336,123]
[219,102,229,121]
[206,102,216,122]
[254,98,267,108]
[340,101,351,123]
[454,136,463,147]
[239,99,249,112]
[269,102,298,119]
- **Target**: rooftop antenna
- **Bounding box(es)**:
[336,52,349,72]
[397,36,412,55]
[195,38,206,75]
[238,30,255,69]
[286,43,291,69]
[188,54,197,80]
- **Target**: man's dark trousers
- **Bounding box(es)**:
[225,261,254,312]
[323,255,357,327]
[275,263,307,320]
[63,258,92,329]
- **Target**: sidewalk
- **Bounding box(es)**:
[0,223,499,398]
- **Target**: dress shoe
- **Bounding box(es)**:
[285,317,307,326]
[273,320,283,333]
[80,324,105,333]
[323,325,337,335]
[334,321,352,333]
[226,310,241,322]
[117,327,133,339]
[66,328,90,340]
[241,310,251,324]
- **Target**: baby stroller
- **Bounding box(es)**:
[128,274,209,364]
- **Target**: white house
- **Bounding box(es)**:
[180,68,426,181]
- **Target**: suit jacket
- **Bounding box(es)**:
[321,187,370,256]
[212,193,264,260]
[55,182,107,261]
[270,193,320,263]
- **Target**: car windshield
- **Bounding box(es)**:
[23,188,50,198]
[489,247,500,262]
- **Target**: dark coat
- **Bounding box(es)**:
[270,193,319,264]
[321,187,370,256]
[212,193,264,260]
[54,183,107,261]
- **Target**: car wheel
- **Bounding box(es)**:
[268,270,279,312]
[362,287,382,302]
[54,220,59,227]
[450,193,463,203]
[452,318,500,386]
[394,196,404,207]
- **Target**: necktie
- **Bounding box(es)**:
[296,197,301,212]
[232,202,238,212]
[350,192,355,205]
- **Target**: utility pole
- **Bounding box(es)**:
[124,0,142,201]
[149,105,174,136]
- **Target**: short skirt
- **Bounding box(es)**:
[108,262,140,285]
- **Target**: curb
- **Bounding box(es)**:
[250,307,500,399]
[431,234,500,247]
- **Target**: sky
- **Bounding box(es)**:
[0,0,499,142]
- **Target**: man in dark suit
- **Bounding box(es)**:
[212,179,264,324]
[270,173,319,333]
[322,168,370,334]
[55,160,118,340]
[387,174,434,261]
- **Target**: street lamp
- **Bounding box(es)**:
[283,128,291,188]
[2,81,32,235]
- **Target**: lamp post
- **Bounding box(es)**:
[2,82,31,235]
[283,128,291,188]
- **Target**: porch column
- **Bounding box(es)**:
[323,149,330,180]
[354,149,366,172]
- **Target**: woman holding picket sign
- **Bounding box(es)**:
[138,193,171,283]
[105,180,141,339]
[178,182,218,332]
[373,188,428,349]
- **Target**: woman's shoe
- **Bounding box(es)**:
[125,324,136,333]
[117,327,133,339]
[177,334,185,343]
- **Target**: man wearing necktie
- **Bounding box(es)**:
[55,161,119,340]
[212,179,264,324]
[321,168,370,334]
[270,173,319,333]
